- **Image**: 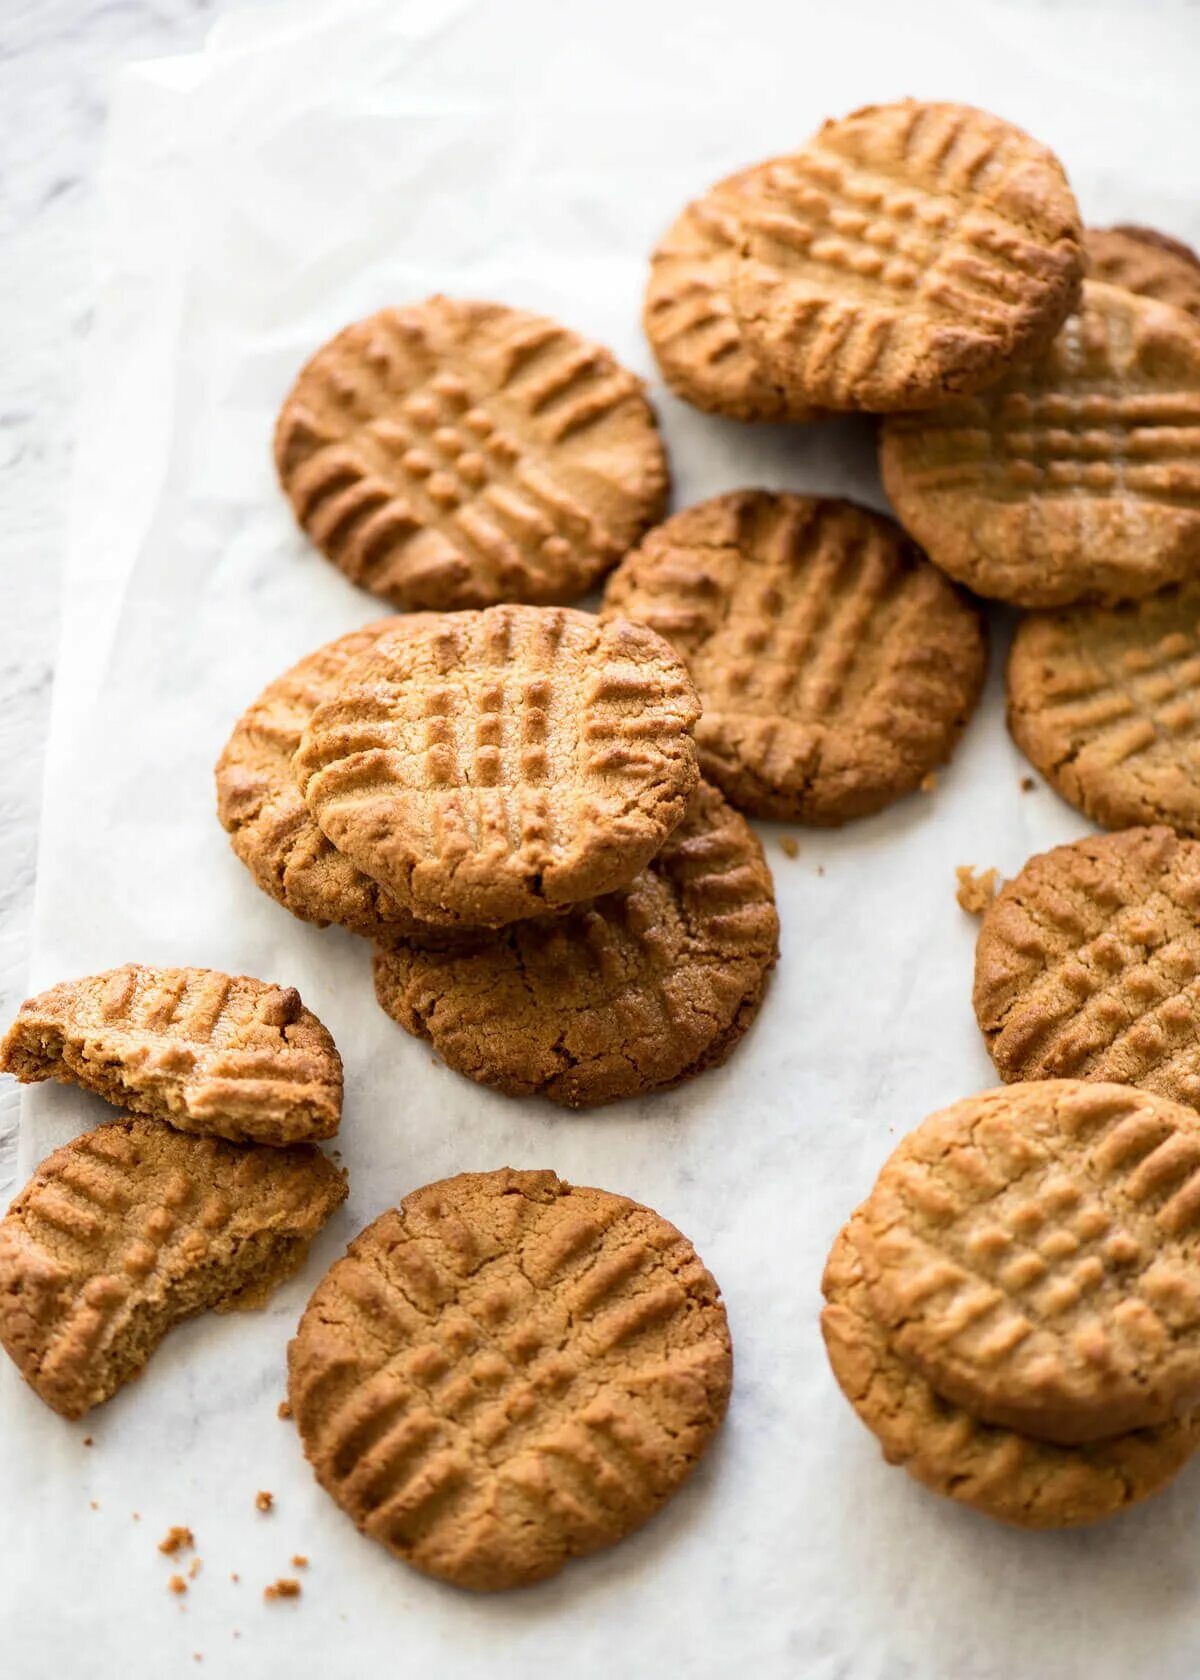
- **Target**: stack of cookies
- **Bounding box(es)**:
[218,603,781,1106]
[823,1080,1200,1529]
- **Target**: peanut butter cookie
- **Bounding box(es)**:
[603,493,986,824]
[1,965,342,1146]
[856,1080,1200,1444]
[1086,226,1200,323]
[275,297,668,610]
[644,161,816,420]
[294,605,700,927]
[288,1168,732,1590]
[881,281,1200,606]
[973,828,1200,1111]
[371,781,777,1106]
[732,100,1082,411]
[0,1117,346,1417]
[822,1218,1200,1527]
[1007,581,1200,835]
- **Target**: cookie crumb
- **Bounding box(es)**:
[89,1501,99,1511]
[264,1578,301,1601]
[277,1400,292,1420]
[920,771,939,793]
[291,1555,309,1569]
[159,1526,194,1555]
[82,1436,94,1447]
[168,1575,187,1596]
[188,1557,202,1581]
[955,864,999,915]
[1021,776,1036,792]
[230,1573,240,1584]
[779,836,799,859]
[255,1490,274,1513]
[132,1512,140,1522]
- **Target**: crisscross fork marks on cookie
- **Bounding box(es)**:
[858,1081,1200,1443]
[288,1171,732,1588]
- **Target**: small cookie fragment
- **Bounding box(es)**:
[168,1576,187,1596]
[275,296,668,611]
[1085,226,1200,323]
[855,1080,1200,1444]
[1007,581,1200,836]
[955,865,999,915]
[603,494,986,824]
[732,100,1082,412]
[288,1168,732,1591]
[215,619,436,937]
[158,1526,194,1555]
[264,1579,301,1601]
[0,965,342,1147]
[822,1219,1200,1527]
[881,281,1200,607]
[372,782,778,1107]
[255,1491,274,1513]
[295,605,700,927]
[0,1116,346,1418]
[643,160,816,421]
[974,827,1200,1110]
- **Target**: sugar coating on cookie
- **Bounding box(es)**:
[731,100,1082,412]
[275,296,668,611]
[0,1117,346,1418]
[1085,226,1200,323]
[603,493,986,825]
[643,161,817,421]
[215,618,434,937]
[881,281,1200,606]
[822,1219,1200,1528]
[372,780,778,1107]
[294,604,701,928]
[856,1080,1200,1445]
[0,965,343,1147]
[287,1168,732,1591]
[973,828,1200,1111]
[1007,581,1200,836]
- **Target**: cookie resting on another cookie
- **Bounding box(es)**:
[372,780,778,1107]
[288,1168,732,1590]
[275,296,668,611]
[603,493,986,824]
[0,965,342,1147]
[1085,226,1200,323]
[0,1117,346,1418]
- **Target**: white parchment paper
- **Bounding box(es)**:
[7,3,1200,1674]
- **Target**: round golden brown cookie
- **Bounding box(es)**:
[822,1218,1200,1528]
[643,161,817,421]
[1007,581,1200,835]
[880,281,1200,606]
[1085,226,1200,323]
[731,100,1082,412]
[602,493,986,824]
[274,297,668,610]
[973,828,1200,1110]
[372,781,778,1107]
[856,1080,1200,1445]
[0,1116,346,1418]
[287,1168,732,1591]
[216,619,437,937]
[293,604,701,928]
[0,964,342,1146]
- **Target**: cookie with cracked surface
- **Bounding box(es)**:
[1085,226,1200,323]
[0,965,342,1147]
[0,1116,346,1418]
[287,1167,732,1590]
[822,1218,1200,1528]
[1007,581,1200,835]
[881,281,1200,606]
[643,161,817,421]
[275,297,668,610]
[731,100,1082,412]
[294,604,701,928]
[602,493,986,824]
[973,828,1200,1111]
[216,618,437,936]
[371,780,777,1106]
[856,1080,1200,1445]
